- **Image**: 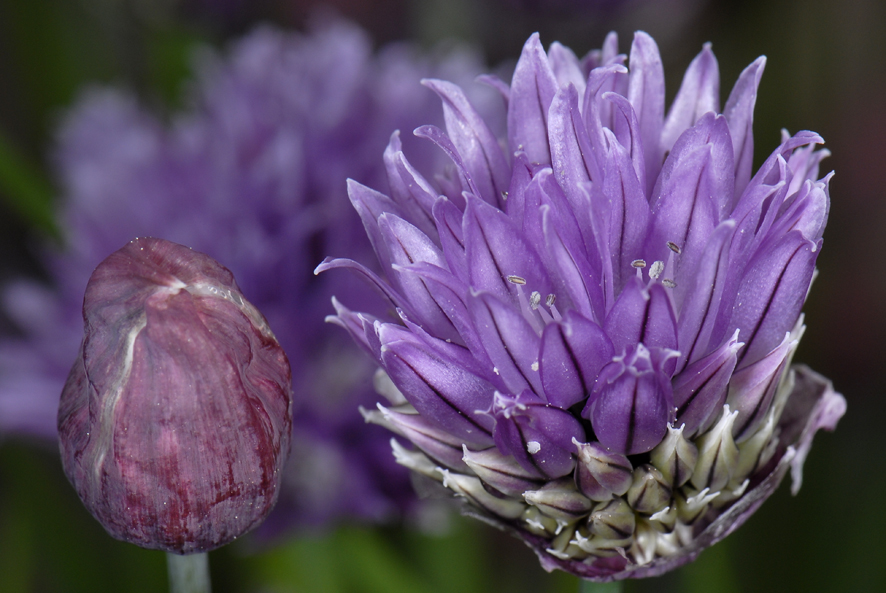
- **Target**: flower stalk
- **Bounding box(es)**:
[167,553,211,593]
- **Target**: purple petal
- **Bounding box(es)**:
[585,345,673,455]
[508,33,558,165]
[723,56,765,199]
[727,332,795,441]
[727,231,818,369]
[492,390,584,479]
[549,84,597,221]
[661,43,720,155]
[645,112,733,284]
[540,310,613,409]
[604,277,678,357]
[379,326,494,446]
[675,220,736,368]
[383,132,439,240]
[414,124,481,199]
[423,78,510,207]
[626,31,665,194]
[464,195,551,302]
[468,291,543,396]
[432,196,468,282]
[598,128,650,294]
[673,330,742,437]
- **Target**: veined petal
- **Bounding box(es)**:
[645,113,734,286]
[585,345,674,455]
[492,390,584,479]
[626,31,665,194]
[673,329,742,437]
[723,56,765,199]
[379,327,494,446]
[604,277,678,358]
[468,291,543,396]
[727,231,818,369]
[661,43,720,155]
[675,220,736,368]
[508,33,558,165]
[539,310,613,409]
[464,194,551,302]
[726,332,796,442]
[549,42,586,97]
[383,132,439,240]
[599,128,650,293]
[423,78,510,207]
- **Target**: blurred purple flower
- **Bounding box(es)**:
[0,20,493,531]
[321,31,846,579]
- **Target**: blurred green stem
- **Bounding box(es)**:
[167,552,211,593]
[580,579,623,593]
[0,132,58,239]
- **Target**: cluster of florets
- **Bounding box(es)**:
[322,31,845,580]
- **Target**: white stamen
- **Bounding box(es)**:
[531,361,539,372]
[529,291,541,310]
[527,441,541,454]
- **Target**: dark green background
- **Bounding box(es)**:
[0,0,880,591]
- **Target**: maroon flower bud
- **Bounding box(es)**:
[58,237,292,554]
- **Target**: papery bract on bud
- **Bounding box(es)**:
[324,29,846,581]
[58,238,293,554]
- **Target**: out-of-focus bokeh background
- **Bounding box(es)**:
[0,0,882,591]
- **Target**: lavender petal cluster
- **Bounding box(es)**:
[0,20,491,530]
[321,31,846,579]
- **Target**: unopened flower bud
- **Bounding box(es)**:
[58,238,293,554]
[586,497,636,542]
[627,464,672,515]
[649,424,699,488]
[690,404,739,491]
[523,478,594,522]
[463,445,545,497]
[573,439,634,500]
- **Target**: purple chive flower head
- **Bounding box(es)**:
[320,31,846,579]
[59,238,293,554]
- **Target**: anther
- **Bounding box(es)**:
[501,190,509,201]
[667,241,681,255]
[545,294,557,307]
[508,275,527,285]
[631,259,647,268]
[662,278,677,288]
[530,291,542,310]
[649,261,664,280]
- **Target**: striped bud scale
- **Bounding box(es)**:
[627,464,673,515]
[58,238,292,554]
[690,405,740,492]
[587,498,636,542]
[650,424,699,487]
[574,439,634,500]
[523,478,594,522]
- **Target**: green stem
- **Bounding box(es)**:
[579,578,623,593]
[167,552,211,593]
